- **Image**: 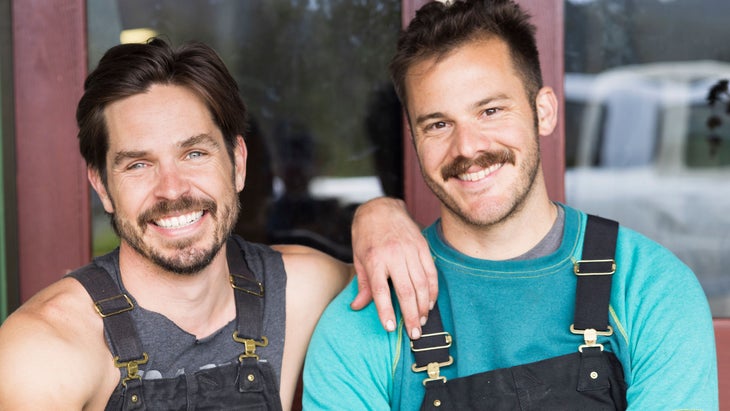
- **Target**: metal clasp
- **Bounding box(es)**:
[94,294,134,318]
[114,353,149,387]
[233,331,269,361]
[412,357,454,386]
[409,331,452,352]
[570,325,613,352]
[410,331,454,385]
[573,259,616,276]
[229,274,264,297]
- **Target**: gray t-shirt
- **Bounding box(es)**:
[92,236,287,385]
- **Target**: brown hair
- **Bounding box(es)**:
[76,38,247,182]
[389,0,543,112]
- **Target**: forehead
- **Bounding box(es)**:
[103,84,218,151]
[404,38,524,111]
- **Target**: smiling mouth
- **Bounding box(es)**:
[153,211,204,229]
[458,163,504,182]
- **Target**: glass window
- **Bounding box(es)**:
[565,0,730,316]
[87,0,403,263]
[0,0,14,321]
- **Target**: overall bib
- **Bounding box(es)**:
[68,238,283,411]
[412,215,628,410]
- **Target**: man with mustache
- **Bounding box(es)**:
[0,38,436,410]
[304,0,718,409]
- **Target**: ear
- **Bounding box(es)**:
[535,86,558,137]
[234,135,247,193]
[88,167,115,214]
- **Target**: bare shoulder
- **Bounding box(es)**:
[0,277,117,409]
[271,244,353,303]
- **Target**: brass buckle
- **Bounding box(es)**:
[229,274,264,297]
[412,358,453,386]
[410,331,454,385]
[233,331,269,361]
[409,331,452,352]
[94,294,134,318]
[573,259,616,276]
[570,325,613,352]
[114,352,149,387]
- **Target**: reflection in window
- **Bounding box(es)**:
[87,0,403,262]
[564,0,730,316]
[688,82,730,168]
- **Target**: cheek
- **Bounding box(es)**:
[107,181,149,216]
[416,139,448,171]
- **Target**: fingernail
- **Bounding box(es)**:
[420,316,427,326]
[411,327,421,339]
[429,300,435,310]
[386,320,395,332]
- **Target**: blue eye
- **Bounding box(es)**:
[187,151,205,159]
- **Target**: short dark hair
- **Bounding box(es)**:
[389,0,543,111]
[76,38,247,182]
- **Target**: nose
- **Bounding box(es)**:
[153,162,190,200]
[450,121,485,159]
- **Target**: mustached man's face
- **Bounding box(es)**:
[405,38,556,229]
[90,84,246,274]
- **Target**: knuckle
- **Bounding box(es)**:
[372,283,392,296]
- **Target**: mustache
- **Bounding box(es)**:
[137,196,217,227]
[441,149,515,181]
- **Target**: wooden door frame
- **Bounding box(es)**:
[12,0,90,304]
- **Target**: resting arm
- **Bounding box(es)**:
[0,279,116,410]
[349,197,437,340]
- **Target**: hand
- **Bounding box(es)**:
[349,197,438,340]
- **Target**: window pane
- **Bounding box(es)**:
[0,0,11,320]
[565,0,730,316]
[87,0,403,262]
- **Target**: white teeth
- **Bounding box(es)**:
[155,211,204,229]
[458,163,503,182]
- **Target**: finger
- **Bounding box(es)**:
[390,267,422,340]
[419,249,438,310]
[404,258,430,323]
[350,259,373,310]
[369,273,397,332]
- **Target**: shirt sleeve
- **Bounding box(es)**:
[614,229,719,410]
[303,279,398,410]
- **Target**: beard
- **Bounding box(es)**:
[421,140,541,228]
[110,193,240,275]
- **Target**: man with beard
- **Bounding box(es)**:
[0,38,437,410]
[303,0,717,409]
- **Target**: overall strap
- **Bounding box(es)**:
[67,264,147,407]
[226,237,267,345]
[411,304,454,386]
[412,213,620,386]
[225,237,275,399]
[571,214,619,338]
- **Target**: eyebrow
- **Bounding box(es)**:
[414,112,446,127]
[414,94,511,126]
[180,133,220,150]
[112,133,220,167]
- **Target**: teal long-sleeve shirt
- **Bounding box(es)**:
[303,205,718,410]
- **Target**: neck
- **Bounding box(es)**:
[118,243,235,338]
[441,185,557,261]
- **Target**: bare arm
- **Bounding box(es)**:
[0,279,117,410]
[272,244,354,409]
[349,197,437,340]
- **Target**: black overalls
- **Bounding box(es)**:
[67,239,283,411]
[411,215,628,410]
